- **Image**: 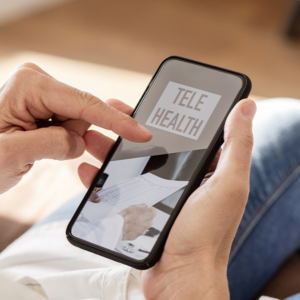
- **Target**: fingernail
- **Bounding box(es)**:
[71,133,85,158]
[138,124,153,139]
[241,100,257,120]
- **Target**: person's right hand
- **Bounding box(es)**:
[0,63,152,194]
[119,204,157,241]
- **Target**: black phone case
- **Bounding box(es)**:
[66,56,252,270]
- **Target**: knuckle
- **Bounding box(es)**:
[77,90,95,107]
[10,66,49,99]
[241,132,254,151]
[78,90,95,104]
[223,130,253,152]
[13,66,36,83]
[75,89,104,119]
[9,67,43,96]
[16,62,39,71]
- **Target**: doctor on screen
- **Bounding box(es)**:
[72,188,156,250]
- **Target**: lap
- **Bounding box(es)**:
[237,98,300,240]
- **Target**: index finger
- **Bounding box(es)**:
[52,80,152,142]
[16,68,153,143]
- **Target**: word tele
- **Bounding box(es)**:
[146,81,221,140]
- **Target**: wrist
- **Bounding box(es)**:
[142,252,229,300]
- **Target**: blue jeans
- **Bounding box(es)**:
[34,98,300,300]
[228,98,300,300]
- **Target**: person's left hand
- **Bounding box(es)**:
[79,98,256,300]
[0,63,152,194]
[140,99,256,300]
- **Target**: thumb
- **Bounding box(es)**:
[17,126,85,162]
[216,99,256,181]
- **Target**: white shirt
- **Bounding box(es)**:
[0,220,278,300]
[0,220,144,300]
[72,213,124,249]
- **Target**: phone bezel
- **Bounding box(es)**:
[66,56,252,270]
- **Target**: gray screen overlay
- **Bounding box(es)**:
[113,58,243,160]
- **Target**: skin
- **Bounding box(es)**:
[140,101,256,300]
[0,62,152,194]
[90,188,156,240]
[119,203,156,241]
[0,62,256,300]
[90,187,102,203]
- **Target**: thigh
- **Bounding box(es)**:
[234,98,300,249]
[228,98,300,300]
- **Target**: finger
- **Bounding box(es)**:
[78,162,100,189]
[84,130,115,163]
[149,207,157,218]
[90,196,102,203]
[10,68,152,142]
[14,62,54,78]
[53,99,134,125]
[106,99,134,115]
[12,126,85,164]
[62,119,91,137]
[81,100,134,162]
[136,203,147,208]
[216,99,256,181]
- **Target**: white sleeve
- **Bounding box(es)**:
[0,220,146,300]
[0,271,46,300]
[72,214,124,250]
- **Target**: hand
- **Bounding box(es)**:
[0,63,152,194]
[140,99,256,300]
[119,204,157,241]
[90,187,102,203]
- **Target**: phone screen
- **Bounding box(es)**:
[71,58,244,260]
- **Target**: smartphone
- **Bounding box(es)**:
[66,56,251,269]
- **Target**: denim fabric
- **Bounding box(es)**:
[33,98,300,300]
[228,98,300,300]
[286,294,300,300]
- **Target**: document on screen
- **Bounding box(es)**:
[96,173,188,216]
